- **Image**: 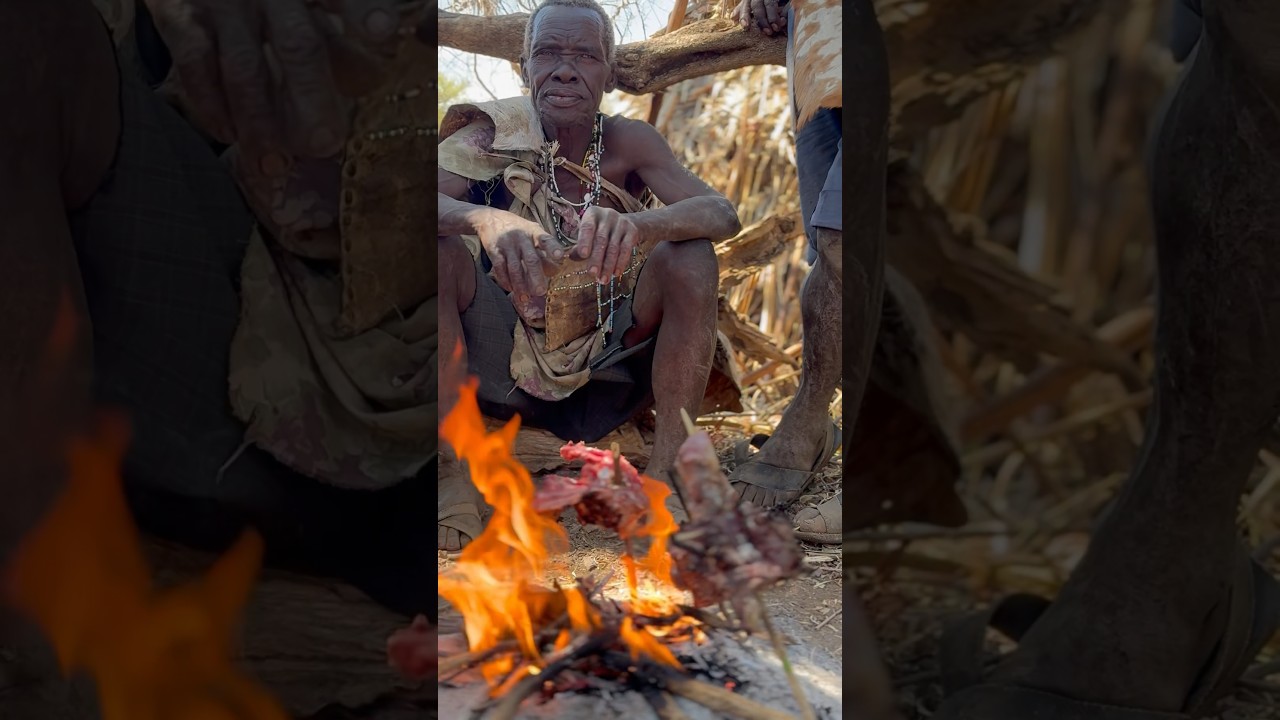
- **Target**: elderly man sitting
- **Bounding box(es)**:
[436,0,743,552]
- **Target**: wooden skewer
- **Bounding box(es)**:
[674,407,816,720]
[758,598,816,720]
[679,407,698,438]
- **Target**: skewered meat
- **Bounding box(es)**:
[668,431,804,607]
[533,442,650,537]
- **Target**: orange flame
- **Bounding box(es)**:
[565,584,601,633]
[437,378,688,680]
[619,617,680,668]
[627,475,678,587]
[616,474,683,619]
[437,379,572,680]
[3,413,287,720]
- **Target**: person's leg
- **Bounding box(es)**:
[970,1,1280,710]
[0,0,120,715]
[624,239,720,476]
[437,235,483,552]
[733,0,889,508]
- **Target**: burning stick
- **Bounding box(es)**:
[488,633,610,720]
[671,409,816,720]
[603,652,801,720]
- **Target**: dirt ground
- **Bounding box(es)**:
[437,434,845,718]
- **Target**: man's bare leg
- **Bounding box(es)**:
[1,0,120,714]
[437,235,481,551]
[734,0,889,508]
[626,239,720,477]
[967,2,1280,710]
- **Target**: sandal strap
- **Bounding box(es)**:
[732,420,842,486]
[938,593,1051,695]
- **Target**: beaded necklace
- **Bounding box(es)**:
[539,112,606,248]
[537,112,641,336]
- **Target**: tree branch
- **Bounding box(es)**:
[436,0,1108,140]
[437,10,784,96]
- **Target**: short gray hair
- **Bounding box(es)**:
[522,0,617,65]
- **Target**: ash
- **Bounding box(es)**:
[437,616,843,719]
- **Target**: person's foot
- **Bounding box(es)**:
[794,491,840,544]
[438,458,486,553]
[729,412,837,507]
[946,537,1260,715]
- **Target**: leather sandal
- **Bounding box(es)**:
[728,420,840,508]
[933,544,1280,719]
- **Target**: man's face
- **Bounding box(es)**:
[522,7,614,128]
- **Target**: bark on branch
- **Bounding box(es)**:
[437,0,1108,140]
[437,10,784,96]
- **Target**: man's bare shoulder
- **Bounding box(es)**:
[603,114,674,164]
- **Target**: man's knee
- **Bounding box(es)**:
[650,239,719,308]
[816,227,842,274]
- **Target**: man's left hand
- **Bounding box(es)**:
[575,206,639,283]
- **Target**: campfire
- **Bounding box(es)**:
[412,379,822,720]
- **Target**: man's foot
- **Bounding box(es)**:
[935,545,1280,718]
[438,459,485,554]
[729,418,838,507]
[793,491,840,544]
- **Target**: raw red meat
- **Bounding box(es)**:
[533,442,650,537]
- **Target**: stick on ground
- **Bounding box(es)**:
[606,652,798,720]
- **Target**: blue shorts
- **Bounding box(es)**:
[796,109,842,263]
[788,5,841,263]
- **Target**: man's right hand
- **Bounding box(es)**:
[145,0,400,176]
[474,212,564,304]
[732,0,785,36]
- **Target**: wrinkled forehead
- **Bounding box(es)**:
[529,6,608,51]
